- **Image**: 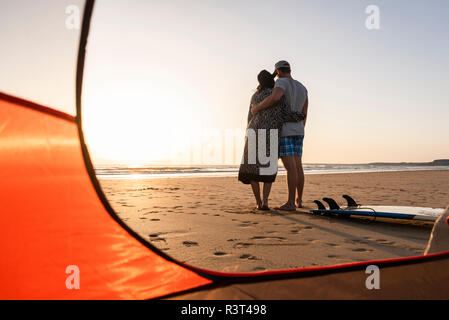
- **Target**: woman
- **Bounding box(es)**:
[238,70,304,210]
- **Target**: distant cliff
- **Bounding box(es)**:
[369,159,449,166]
[431,159,449,166]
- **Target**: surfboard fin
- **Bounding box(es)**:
[342,195,359,207]
[323,198,340,210]
[313,200,326,210]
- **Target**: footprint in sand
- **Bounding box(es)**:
[238,224,251,227]
[239,254,258,260]
[352,239,368,244]
[183,241,199,247]
[251,236,286,241]
[149,233,164,238]
[150,218,160,221]
[327,254,339,258]
[345,239,368,245]
[325,243,339,247]
[233,242,253,249]
[352,248,372,252]
[252,267,266,271]
[213,251,227,256]
[290,229,300,234]
[376,239,395,245]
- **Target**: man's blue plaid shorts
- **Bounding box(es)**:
[279,135,304,157]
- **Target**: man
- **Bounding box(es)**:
[251,60,308,211]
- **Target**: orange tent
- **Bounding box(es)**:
[1,0,448,299]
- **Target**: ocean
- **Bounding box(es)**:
[95,163,449,179]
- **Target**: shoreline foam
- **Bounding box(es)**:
[96,167,449,180]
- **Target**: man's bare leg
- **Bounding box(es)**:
[294,156,305,208]
[262,182,272,209]
[276,156,297,211]
[250,181,263,209]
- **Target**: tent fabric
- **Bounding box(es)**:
[0,94,211,299]
[1,0,449,299]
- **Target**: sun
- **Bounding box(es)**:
[82,78,201,166]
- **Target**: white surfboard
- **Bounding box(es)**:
[312,196,444,222]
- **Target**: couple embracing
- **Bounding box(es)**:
[238,61,308,211]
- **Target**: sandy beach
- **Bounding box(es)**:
[99,170,449,272]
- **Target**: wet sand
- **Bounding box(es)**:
[99,170,449,272]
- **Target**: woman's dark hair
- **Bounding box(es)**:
[256,70,275,93]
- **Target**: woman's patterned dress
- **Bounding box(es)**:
[238,88,304,184]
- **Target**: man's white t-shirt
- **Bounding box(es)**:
[274,77,308,137]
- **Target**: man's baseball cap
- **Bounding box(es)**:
[274,60,291,70]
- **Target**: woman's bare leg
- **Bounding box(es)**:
[262,182,272,208]
[250,181,262,209]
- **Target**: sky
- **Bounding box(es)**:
[1,0,449,165]
[0,0,83,113]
